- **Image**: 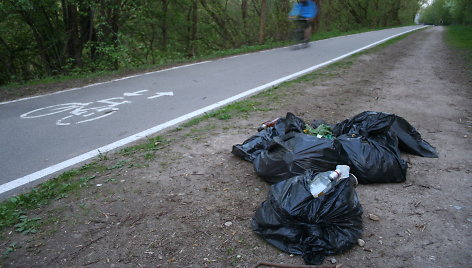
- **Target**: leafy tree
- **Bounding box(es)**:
[0,3,37,84]
[418,0,472,25]
[449,0,472,25]
[420,0,452,25]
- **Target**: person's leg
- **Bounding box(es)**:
[300,20,311,48]
[295,20,305,42]
[304,21,312,42]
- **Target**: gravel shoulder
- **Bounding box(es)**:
[1,26,471,268]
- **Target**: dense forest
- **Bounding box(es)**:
[0,0,426,86]
[419,0,472,26]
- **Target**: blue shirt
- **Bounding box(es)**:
[289,1,318,19]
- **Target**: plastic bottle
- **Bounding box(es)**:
[309,165,350,198]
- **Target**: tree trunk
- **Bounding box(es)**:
[314,0,322,32]
[258,0,267,44]
[62,0,83,67]
[161,0,169,51]
[78,6,97,62]
[110,0,121,69]
[0,36,16,78]
[241,0,249,41]
[18,10,53,74]
[186,0,198,57]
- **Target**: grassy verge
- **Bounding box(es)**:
[0,24,420,235]
[0,163,104,232]
[445,25,472,67]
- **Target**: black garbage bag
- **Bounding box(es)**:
[284,112,306,133]
[253,170,363,265]
[333,111,438,158]
[231,121,286,162]
[337,132,407,184]
[391,116,439,158]
[252,132,348,184]
[231,112,306,162]
[332,111,396,137]
[330,111,407,183]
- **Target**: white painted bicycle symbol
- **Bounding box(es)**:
[20,90,173,126]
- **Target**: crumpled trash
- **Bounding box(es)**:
[231,112,306,162]
[253,170,363,265]
[232,111,438,184]
[231,119,286,162]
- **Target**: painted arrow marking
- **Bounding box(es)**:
[123,90,149,97]
[147,92,174,99]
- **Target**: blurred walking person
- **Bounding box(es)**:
[289,0,318,48]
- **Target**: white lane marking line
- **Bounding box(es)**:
[0,61,210,105]
[0,26,426,195]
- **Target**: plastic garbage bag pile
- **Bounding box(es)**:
[232,111,438,184]
[232,111,438,264]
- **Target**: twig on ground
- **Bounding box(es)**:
[70,236,105,260]
[129,213,145,227]
[82,259,101,266]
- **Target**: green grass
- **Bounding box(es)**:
[446,25,472,50]
[0,163,103,231]
[107,160,129,170]
[2,242,20,257]
[14,215,42,234]
[446,25,472,66]
[143,152,155,160]
[119,136,166,156]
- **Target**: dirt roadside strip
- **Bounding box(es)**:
[1,26,471,268]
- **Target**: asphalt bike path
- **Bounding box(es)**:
[0,25,426,196]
